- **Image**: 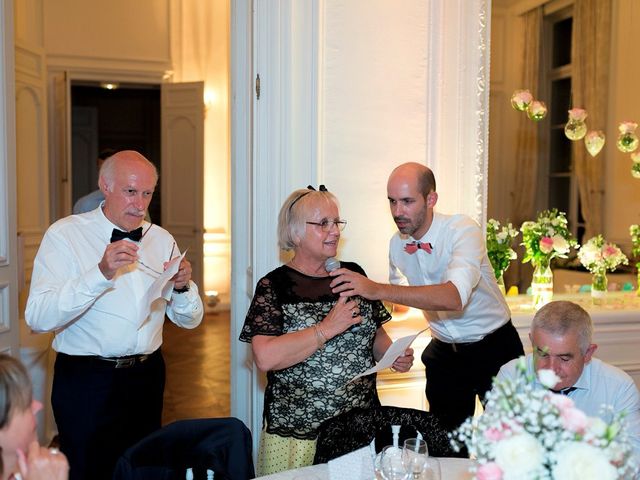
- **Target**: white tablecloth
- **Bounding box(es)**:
[255,457,474,479]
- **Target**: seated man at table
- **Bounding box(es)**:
[497,300,640,459]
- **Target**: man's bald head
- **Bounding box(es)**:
[388,162,436,200]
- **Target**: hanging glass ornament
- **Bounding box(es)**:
[510,89,533,112]
[564,108,588,140]
[617,121,639,153]
[526,100,548,122]
[632,163,640,179]
[631,152,640,164]
[584,130,606,157]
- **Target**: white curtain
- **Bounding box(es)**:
[572,0,612,239]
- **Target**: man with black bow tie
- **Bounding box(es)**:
[497,301,640,459]
[330,162,523,430]
[25,150,203,480]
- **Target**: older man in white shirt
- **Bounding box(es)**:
[330,162,524,430]
[497,300,640,461]
[26,150,203,480]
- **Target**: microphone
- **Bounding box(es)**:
[325,257,360,332]
[324,257,341,273]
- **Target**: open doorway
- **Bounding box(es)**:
[70,82,162,223]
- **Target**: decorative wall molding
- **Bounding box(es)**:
[425,0,490,225]
[15,43,44,80]
[47,55,173,83]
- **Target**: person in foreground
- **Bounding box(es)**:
[329,162,524,430]
[497,300,640,459]
[0,353,68,480]
[25,150,204,480]
[239,186,414,476]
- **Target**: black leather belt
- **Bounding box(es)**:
[434,320,515,353]
[58,351,155,369]
[95,354,151,368]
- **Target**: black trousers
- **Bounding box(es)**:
[52,350,165,480]
[422,320,523,431]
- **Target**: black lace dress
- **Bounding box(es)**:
[239,262,391,440]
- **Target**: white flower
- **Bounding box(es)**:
[553,442,617,480]
[551,235,569,254]
[586,417,607,437]
[493,433,544,477]
[537,369,560,389]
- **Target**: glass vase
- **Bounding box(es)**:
[591,270,608,300]
[531,261,553,310]
[496,273,506,296]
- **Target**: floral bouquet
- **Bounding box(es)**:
[520,209,577,269]
[577,235,628,275]
[486,219,518,281]
[451,358,638,479]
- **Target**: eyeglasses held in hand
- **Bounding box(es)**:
[306,220,347,231]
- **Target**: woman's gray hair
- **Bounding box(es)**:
[277,187,339,251]
[0,353,33,430]
[531,301,593,353]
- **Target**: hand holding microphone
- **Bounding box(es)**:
[325,257,361,332]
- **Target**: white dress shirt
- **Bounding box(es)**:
[498,355,640,461]
[389,212,510,343]
[25,206,203,357]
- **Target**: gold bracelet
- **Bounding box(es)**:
[313,324,326,349]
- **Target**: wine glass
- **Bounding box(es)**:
[402,438,428,479]
[379,445,409,480]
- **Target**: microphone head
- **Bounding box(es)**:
[324,257,341,272]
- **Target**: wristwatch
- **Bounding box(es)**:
[173,284,190,293]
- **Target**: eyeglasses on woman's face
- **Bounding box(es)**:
[306,219,347,232]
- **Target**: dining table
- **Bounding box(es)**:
[255,456,475,479]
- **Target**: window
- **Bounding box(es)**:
[540,9,584,242]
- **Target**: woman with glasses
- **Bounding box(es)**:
[0,353,69,480]
[239,186,414,475]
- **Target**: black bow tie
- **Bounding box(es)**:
[550,386,577,396]
[110,227,143,243]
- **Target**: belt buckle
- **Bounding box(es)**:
[115,357,135,368]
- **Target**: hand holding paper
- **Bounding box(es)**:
[351,329,426,382]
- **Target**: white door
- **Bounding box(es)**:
[230,0,320,454]
[0,0,19,355]
[161,81,205,294]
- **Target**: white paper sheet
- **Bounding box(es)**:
[137,250,187,326]
[350,329,427,382]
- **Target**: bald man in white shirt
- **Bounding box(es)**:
[26,151,203,480]
[330,162,523,430]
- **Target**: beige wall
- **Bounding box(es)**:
[321,0,429,282]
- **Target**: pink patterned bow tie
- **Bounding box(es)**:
[404,241,433,254]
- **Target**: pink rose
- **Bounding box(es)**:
[484,426,506,442]
[619,121,638,134]
[603,245,618,258]
[549,392,575,412]
[561,406,588,434]
[477,462,503,480]
[568,108,587,121]
[539,237,554,254]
